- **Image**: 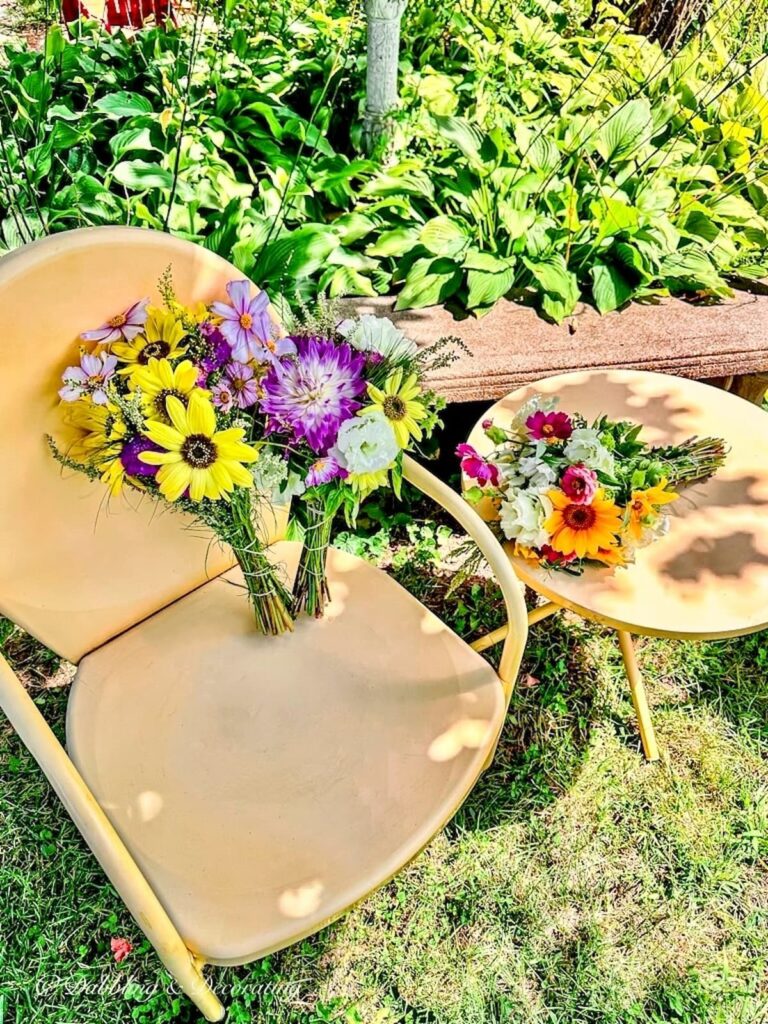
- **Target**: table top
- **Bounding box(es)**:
[468,369,768,639]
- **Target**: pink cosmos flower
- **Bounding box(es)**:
[211,281,273,362]
[81,299,149,345]
[59,351,118,405]
[305,456,348,487]
[110,937,133,963]
[211,381,235,413]
[456,443,499,486]
[560,463,598,505]
[223,362,259,409]
[526,410,573,442]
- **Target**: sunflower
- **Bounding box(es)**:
[140,391,258,502]
[129,358,201,424]
[362,368,427,448]
[627,480,678,540]
[545,488,623,559]
[113,306,187,370]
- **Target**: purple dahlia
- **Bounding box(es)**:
[259,336,366,453]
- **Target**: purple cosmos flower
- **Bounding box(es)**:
[260,337,366,453]
[252,334,297,367]
[211,280,273,362]
[560,463,598,505]
[120,435,161,477]
[305,456,348,487]
[211,381,235,413]
[59,351,118,405]
[456,443,499,486]
[222,361,259,410]
[81,298,149,345]
[526,410,573,442]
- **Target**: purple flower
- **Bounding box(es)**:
[456,443,499,486]
[482,418,493,430]
[252,334,297,367]
[223,361,259,409]
[59,351,118,405]
[305,456,348,487]
[211,381,235,413]
[211,281,272,362]
[260,337,366,453]
[198,328,231,376]
[81,299,149,345]
[120,435,160,477]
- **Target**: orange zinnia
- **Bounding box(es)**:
[545,489,623,559]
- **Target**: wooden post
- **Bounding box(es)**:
[363,0,407,153]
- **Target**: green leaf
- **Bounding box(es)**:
[591,197,639,240]
[419,216,470,258]
[254,225,339,281]
[463,250,516,308]
[366,226,420,258]
[395,256,462,310]
[431,115,488,170]
[660,246,733,297]
[94,92,153,119]
[112,160,174,190]
[590,261,633,313]
[110,126,158,158]
[319,266,377,298]
[598,98,652,163]
[523,254,577,299]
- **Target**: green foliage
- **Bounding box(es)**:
[1,0,767,320]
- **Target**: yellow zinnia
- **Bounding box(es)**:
[140,391,258,502]
[627,479,678,540]
[129,357,201,424]
[545,488,623,560]
[362,368,427,448]
[113,306,187,370]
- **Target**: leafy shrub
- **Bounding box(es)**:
[1,0,767,321]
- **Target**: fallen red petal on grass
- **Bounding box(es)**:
[110,937,133,963]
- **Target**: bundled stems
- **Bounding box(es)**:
[652,436,729,487]
[292,498,336,618]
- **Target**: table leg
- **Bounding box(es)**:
[470,601,560,654]
[616,630,659,762]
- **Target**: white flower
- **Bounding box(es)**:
[518,455,557,492]
[337,315,419,361]
[564,428,615,475]
[510,394,558,439]
[499,489,553,548]
[330,411,399,475]
[625,512,670,553]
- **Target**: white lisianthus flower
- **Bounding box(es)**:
[337,315,419,361]
[518,455,557,492]
[510,394,559,439]
[564,428,615,475]
[330,411,400,475]
[499,489,553,548]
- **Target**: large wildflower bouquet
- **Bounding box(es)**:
[459,395,727,572]
[50,276,296,635]
[255,310,452,617]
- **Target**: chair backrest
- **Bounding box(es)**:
[0,227,277,663]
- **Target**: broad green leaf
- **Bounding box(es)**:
[94,92,153,119]
[598,98,652,163]
[110,126,158,158]
[254,226,339,281]
[319,266,377,298]
[705,194,758,225]
[395,256,462,310]
[419,216,470,258]
[660,246,733,297]
[431,115,488,170]
[467,262,516,309]
[112,160,174,190]
[591,197,639,239]
[523,254,577,299]
[590,261,633,313]
[366,226,421,258]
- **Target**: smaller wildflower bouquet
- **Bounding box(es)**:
[50,276,296,635]
[257,311,454,617]
[458,395,727,572]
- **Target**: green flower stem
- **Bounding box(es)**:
[292,500,335,618]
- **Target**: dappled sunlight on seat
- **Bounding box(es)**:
[428,718,495,763]
[278,879,325,919]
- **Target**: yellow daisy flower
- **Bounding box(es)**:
[347,468,390,496]
[129,358,201,424]
[113,306,187,370]
[627,479,678,541]
[63,402,129,495]
[545,489,623,560]
[140,391,258,502]
[362,368,427,448]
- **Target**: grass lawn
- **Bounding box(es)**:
[1,511,767,1024]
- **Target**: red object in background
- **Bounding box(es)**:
[61,0,173,30]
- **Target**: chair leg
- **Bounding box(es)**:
[616,630,659,762]
[176,957,225,1022]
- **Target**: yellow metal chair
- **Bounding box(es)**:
[0,227,528,1021]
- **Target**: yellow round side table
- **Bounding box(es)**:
[467,369,768,760]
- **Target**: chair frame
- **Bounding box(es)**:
[0,453,527,1021]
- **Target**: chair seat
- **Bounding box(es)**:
[66,542,504,965]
